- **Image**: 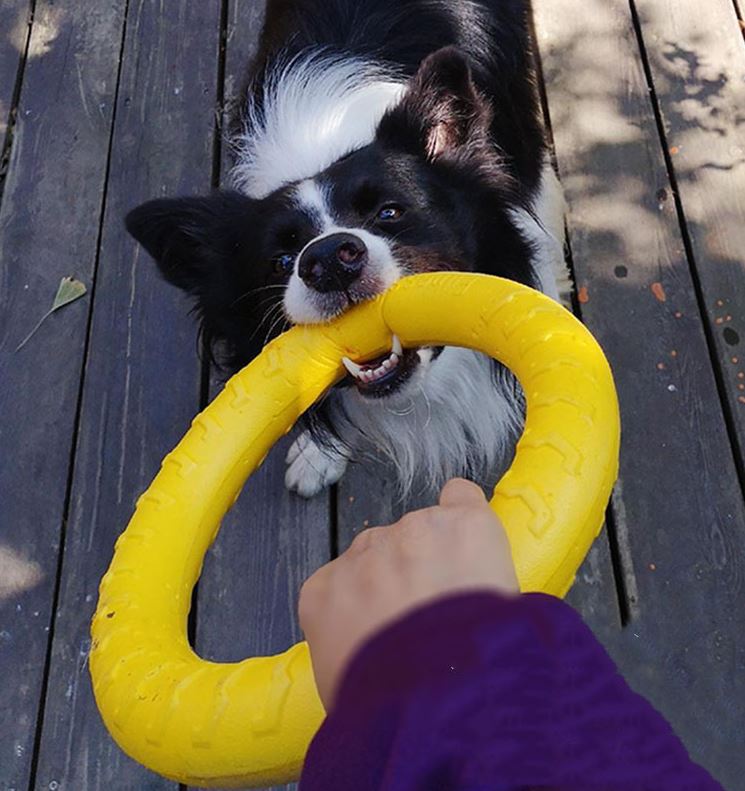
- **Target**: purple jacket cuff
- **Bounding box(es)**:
[300,592,721,790]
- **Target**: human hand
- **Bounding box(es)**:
[298,478,519,708]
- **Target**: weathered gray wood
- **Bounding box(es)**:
[633,0,745,475]
[534,0,745,785]
[219,0,267,184]
[0,3,127,787]
[191,4,332,791]
[0,0,31,153]
[564,527,623,640]
[30,2,223,788]
[337,457,435,555]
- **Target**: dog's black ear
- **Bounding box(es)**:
[377,47,492,161]
[125,191,253,293]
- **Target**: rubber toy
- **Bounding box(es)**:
[90,272,620,788]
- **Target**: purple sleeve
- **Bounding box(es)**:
[299,592,721,791]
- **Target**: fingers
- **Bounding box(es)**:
[438,477,487,508]
[346,524,389,554]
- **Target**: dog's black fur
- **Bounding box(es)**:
[125,0,561,495]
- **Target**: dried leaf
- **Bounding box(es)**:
[51,277,87,311]
[16,277,88,352]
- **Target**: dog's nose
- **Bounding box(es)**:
[298,232,367,292]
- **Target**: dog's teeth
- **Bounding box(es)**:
[344,346,404,388]
[342,356,363,378]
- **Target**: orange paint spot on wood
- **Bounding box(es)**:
[578,286,589,303]
[715,317,724,325]
[670,350,678,358]
[650,282,667,302]
[670,146,680,155]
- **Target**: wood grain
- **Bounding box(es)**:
[632,0,745,475]
[0,0,31,149]
[0,0,31,164]
[0,2,127,787]
[30,2,222,788]
[533,0,745,784]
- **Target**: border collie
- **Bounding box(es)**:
[126,0,570,498]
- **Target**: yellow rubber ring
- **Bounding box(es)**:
[90,272,620,788]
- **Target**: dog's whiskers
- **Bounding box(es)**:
[230,283,287,309]
[263,307,291,347]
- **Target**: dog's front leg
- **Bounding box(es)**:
[285,430,349,498]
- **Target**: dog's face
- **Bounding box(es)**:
[126,49,534,399]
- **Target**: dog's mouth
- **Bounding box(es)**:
[341,334,421,398]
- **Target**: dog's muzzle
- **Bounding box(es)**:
[298,232,367,293]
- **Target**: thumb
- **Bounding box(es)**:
[439,478,487,508]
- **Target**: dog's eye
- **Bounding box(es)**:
[376,204,405,222]
[273,253,295,277]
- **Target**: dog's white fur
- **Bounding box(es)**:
[510,164,571,303]
[232,53,569,497]
[232,53,405,199]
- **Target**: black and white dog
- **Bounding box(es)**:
[126,0,570,497]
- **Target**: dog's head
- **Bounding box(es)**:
[126,48,534,398]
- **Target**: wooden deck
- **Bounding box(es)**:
[1,1,744,789]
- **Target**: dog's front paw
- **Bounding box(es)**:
[285,432,349,497]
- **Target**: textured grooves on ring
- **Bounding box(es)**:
[89,273,619,787]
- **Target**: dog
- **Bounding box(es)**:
[125,0,571,498]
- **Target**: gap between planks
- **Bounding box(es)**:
[627,0,745,494]
[25,2,133,788]
[0,0,36,210]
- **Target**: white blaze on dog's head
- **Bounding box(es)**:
[232,53,406,198]
[283,179,403,324]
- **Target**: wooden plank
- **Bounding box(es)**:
[190,4,332,791]
[221,0,267,174]
[533,0,745,785]
[30,2,223,788]
[0,2,127,787]
[337,457,432,555]
[0,0,31,147]
[633,0,745,473]
[564,527,623,640]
